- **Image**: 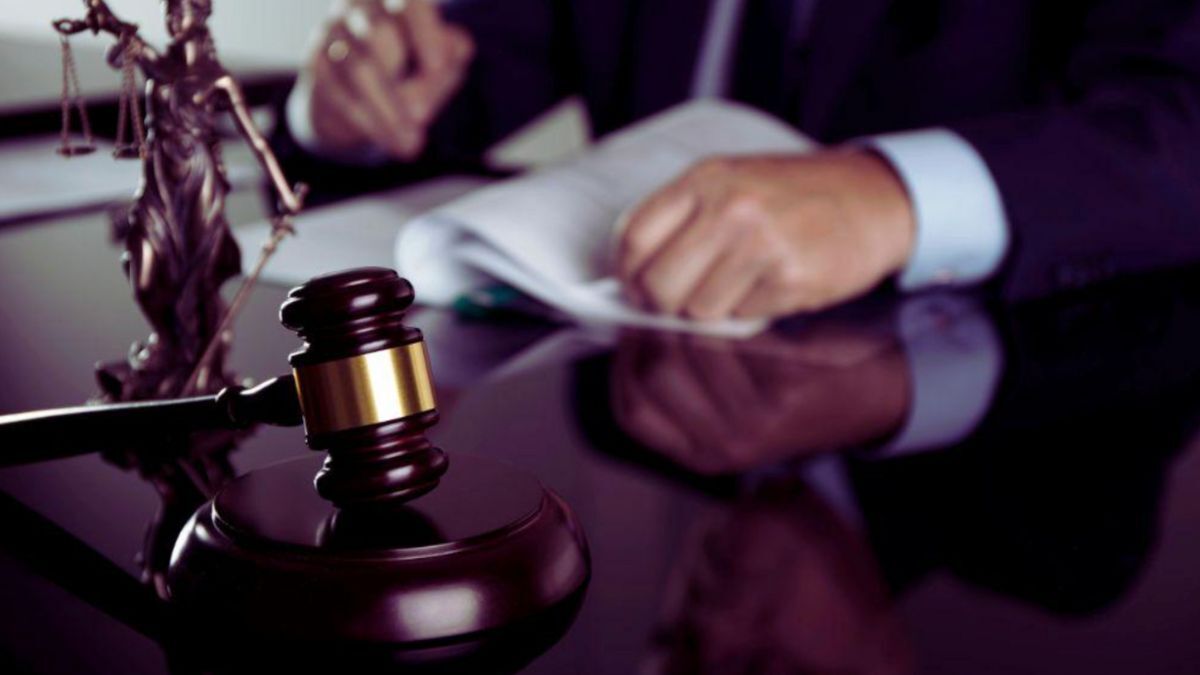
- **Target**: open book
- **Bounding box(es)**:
[395,100,815,336]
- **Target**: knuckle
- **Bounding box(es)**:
[622,228,653,260]
[720,192,768,223]
[743,241,778,270]
[768,263,809,292]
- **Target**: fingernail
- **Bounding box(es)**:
[346,7,370,38]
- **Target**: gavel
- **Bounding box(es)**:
[3,266,592,648]
[0,267,447,508]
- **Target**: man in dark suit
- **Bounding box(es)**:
[284,0,1200,321]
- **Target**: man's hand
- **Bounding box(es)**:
[617,150,916,320]
[303,0,474,159]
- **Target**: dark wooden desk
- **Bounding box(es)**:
[2,193,1200,673]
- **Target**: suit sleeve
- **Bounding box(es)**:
[948,1,1200,300]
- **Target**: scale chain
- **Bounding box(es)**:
[114,41,147,159]
[58,34,96,156]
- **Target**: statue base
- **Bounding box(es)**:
[167,452,590,651]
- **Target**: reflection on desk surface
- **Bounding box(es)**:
[1,208,1200,673]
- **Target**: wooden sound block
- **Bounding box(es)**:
[167,452,590,648]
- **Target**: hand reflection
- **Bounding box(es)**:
[609,325,911,475]
[647,494,914,675]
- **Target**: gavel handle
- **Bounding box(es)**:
[0,375,301,467]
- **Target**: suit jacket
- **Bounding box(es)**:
[277,0,1200,302]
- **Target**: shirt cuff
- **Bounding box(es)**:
[868,128,1010,289]
[878,293,1004,455]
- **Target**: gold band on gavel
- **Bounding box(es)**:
[292,341,437,436]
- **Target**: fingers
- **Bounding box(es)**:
[734,273,794,319]
[635,203,743,315]
[321,24,423,157]
[355,1,409,78]
[680,230,774,320]
[308,0,474,159]
[396,24,474,123]
[310,54,391,150]
[620,158,799,321]
[405,0,451,73]
[315,19,419,155]
[372,0,473,128]
[621,190,782,320]
[617,185,699,286]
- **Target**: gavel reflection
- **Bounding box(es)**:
[0,267,446,509]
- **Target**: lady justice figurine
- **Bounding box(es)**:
[53,0,307,401]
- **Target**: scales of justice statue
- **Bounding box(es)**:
[53,0,307,401]
[20,0,592,659]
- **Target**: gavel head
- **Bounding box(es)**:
[279,267,448,509]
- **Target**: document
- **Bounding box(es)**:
[243,100,815,336]
[396,100,816,336]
